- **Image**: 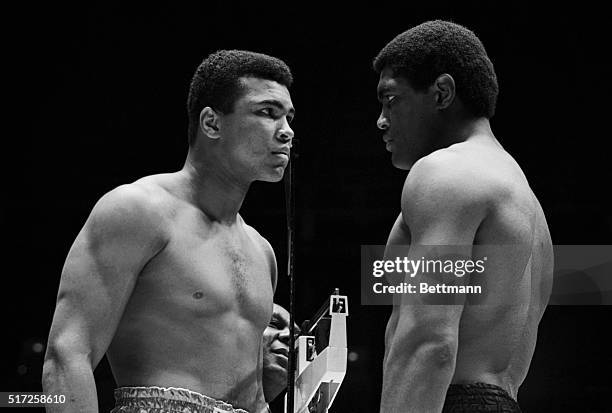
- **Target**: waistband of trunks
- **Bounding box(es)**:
[113,386,250,413]
[446,382,515,401]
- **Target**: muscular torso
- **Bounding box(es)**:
[385,141,553,398]
[105,174,273,410]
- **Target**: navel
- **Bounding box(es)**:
[193,291,204,299]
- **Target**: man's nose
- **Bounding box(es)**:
[279,323,301,342]
[278,327,291,343]
[377,112,389,130]
[277,119,294,144]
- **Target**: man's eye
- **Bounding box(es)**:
[259,108,275,117]
[386,96,397,106]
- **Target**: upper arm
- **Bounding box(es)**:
[395,153,491,343]
[244,223,278,293]
[261,237,278,293]
[46,185,168,367]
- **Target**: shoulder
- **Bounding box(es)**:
[242,219,276,260]
[241,218,278,286]
[401,147,504,223]
[86,181,170,242]
[93,182,166,220]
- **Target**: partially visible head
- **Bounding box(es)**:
[187,50,295,182]
[373,21,498,169]
[262,304,294,401]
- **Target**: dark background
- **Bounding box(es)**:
[3,2,611,412]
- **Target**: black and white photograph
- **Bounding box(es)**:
[3,3,611,412]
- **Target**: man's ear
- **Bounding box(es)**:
[432,74,456,110]
[199,106,221,139]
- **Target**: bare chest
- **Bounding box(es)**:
[137,220,274,328]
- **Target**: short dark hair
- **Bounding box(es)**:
[373,20,498,118]
[186,50,293,145]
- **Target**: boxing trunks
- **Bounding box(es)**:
[110,386,251,413]
[442,382,521,412]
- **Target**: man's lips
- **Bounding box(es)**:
[272,147,290,156]
[271,347,289,358]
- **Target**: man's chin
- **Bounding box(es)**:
[391,153,414,170]
[259,167,286,182]
[275,354,288,369]
[263,366,287,386]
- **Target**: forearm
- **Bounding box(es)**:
[380,341,456,413]
[42,353,99,413]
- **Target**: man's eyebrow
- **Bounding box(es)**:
[256,99,296,116]
[377,85,393,101]
[271,314,289,325]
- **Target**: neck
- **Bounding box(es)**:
[438,116,496,147]
[180,148,251,224]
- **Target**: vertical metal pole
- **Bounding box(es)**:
[284,154,296,413]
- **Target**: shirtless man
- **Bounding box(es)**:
[373,21,553,412]
[42,50,295,413]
